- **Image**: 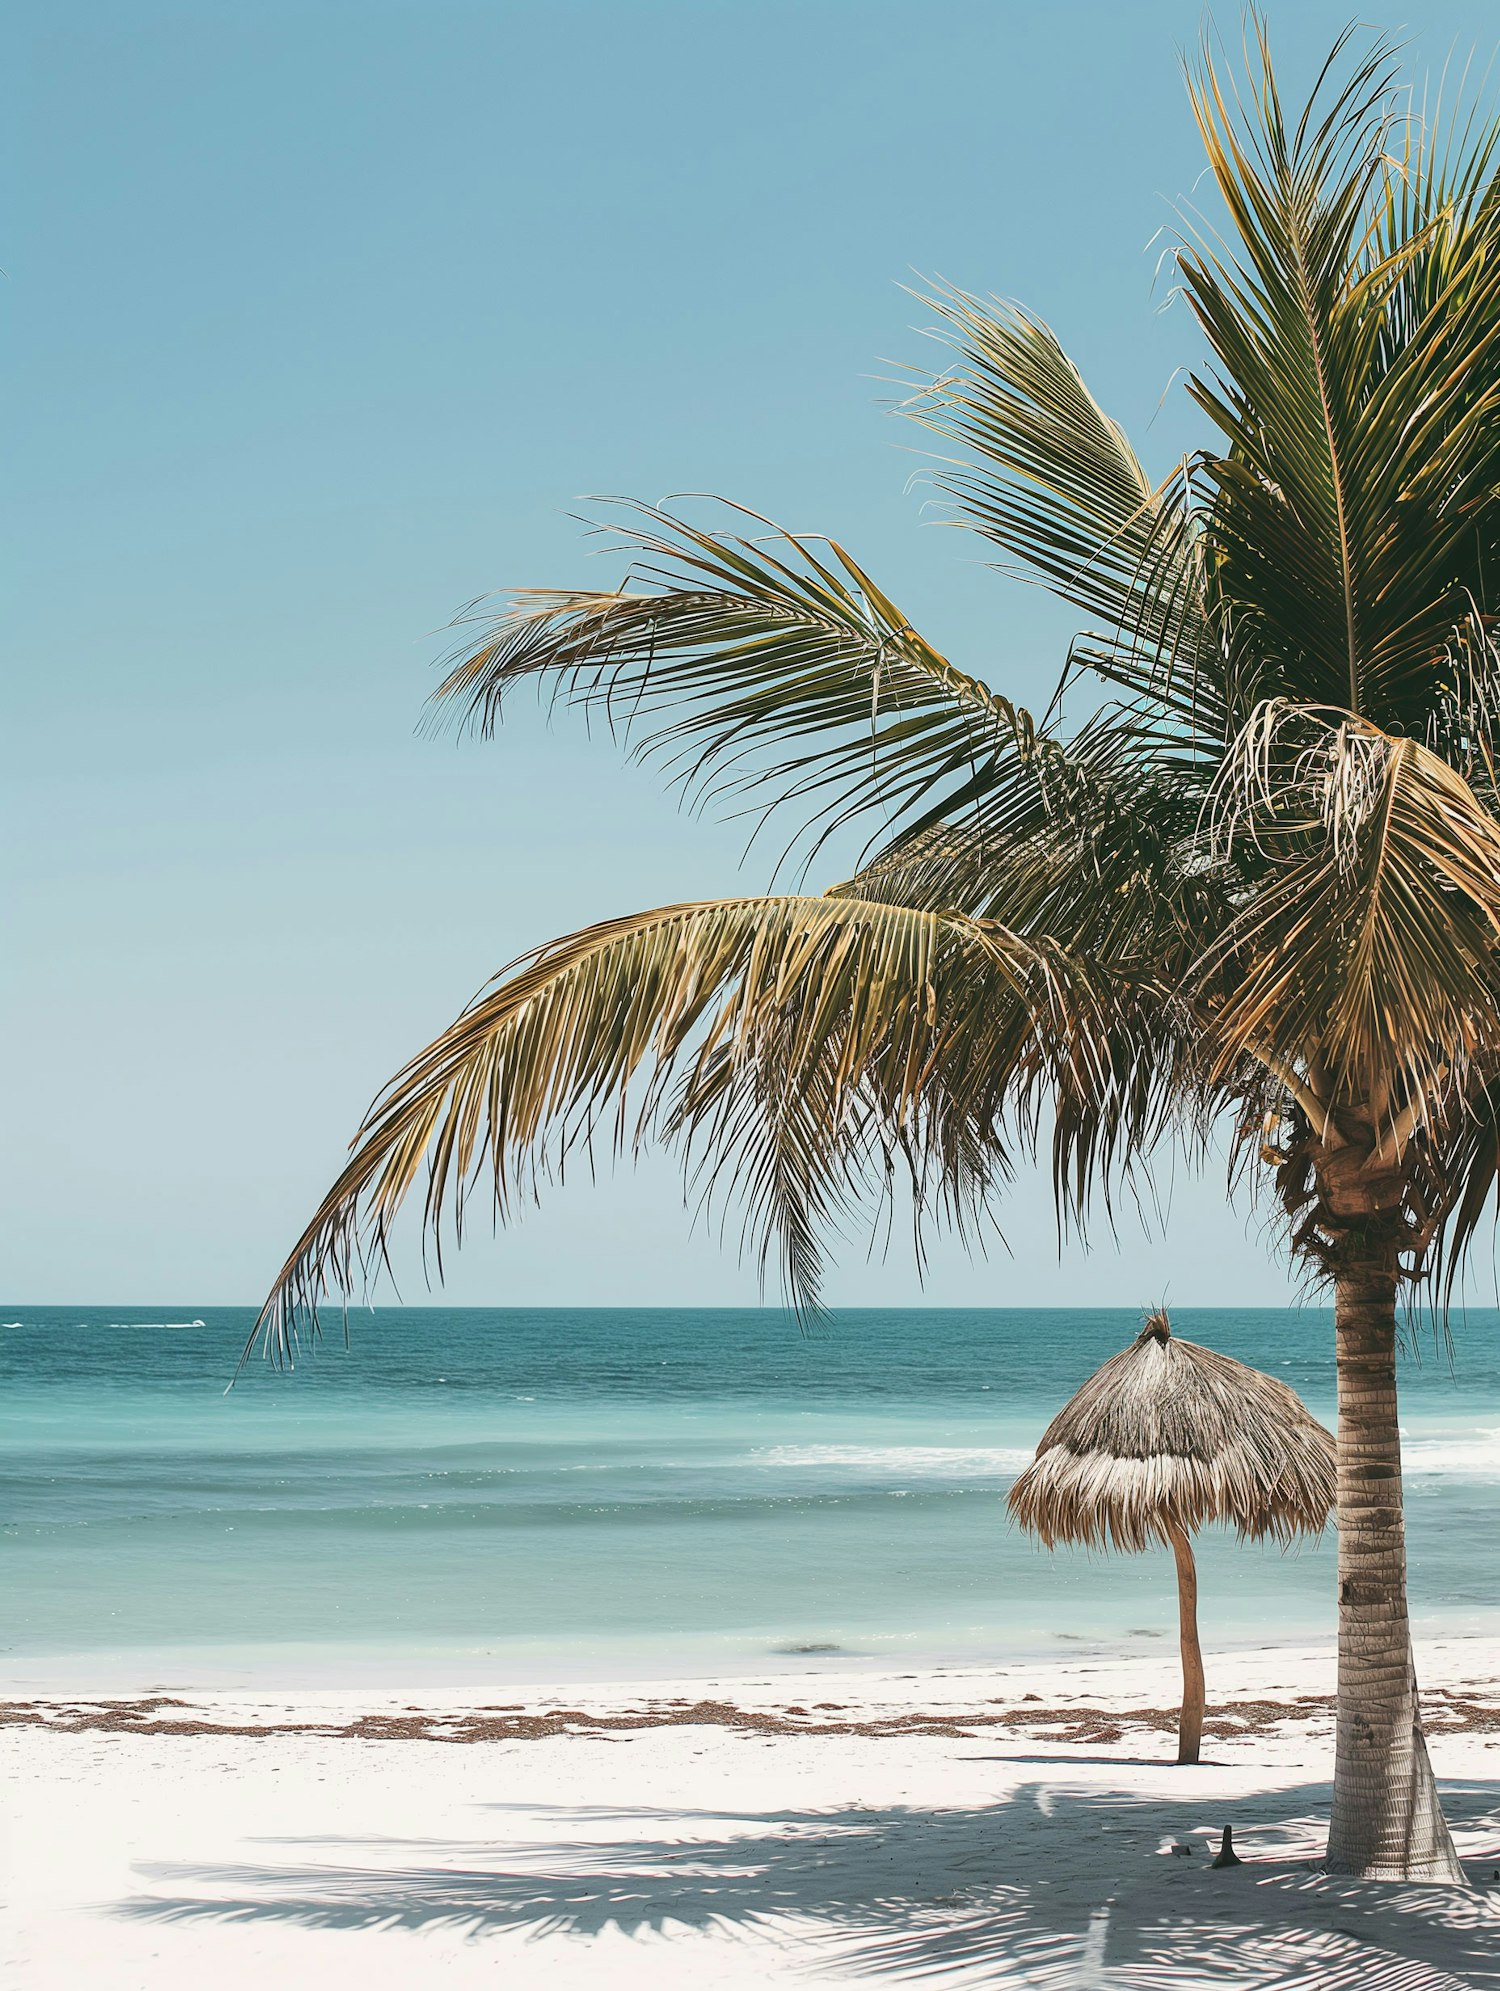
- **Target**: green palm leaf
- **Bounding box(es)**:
[900,287,1214,737]
[430,501,1033,864]
[1180,25,1500,729]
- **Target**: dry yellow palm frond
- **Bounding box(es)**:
[429,501,1032,868]
[1202,706,1500,1115]
[249,892,1178,1361]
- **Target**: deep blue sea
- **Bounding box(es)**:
[3,1307,1497,1689]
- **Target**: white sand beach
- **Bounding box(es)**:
[5,1638,1499,1990]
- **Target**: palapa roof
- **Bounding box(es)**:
[1006,1312,1335,1553]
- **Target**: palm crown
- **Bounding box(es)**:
[254,27,1500,1882]
[259,31,1500,1343]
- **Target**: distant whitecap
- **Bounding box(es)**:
[109,1320,205,1329]
[754,1443,1033,1477]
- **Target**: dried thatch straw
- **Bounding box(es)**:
[1007,1310,1334,1766]
[1007,1312,1335,1553]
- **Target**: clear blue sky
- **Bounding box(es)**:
[8,0,1500,1307]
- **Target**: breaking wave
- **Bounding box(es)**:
[1403,1430,1500,1479]
[753,1443,1034,1478]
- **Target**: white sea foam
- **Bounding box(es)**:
[758,1435,1500,1482]
[1402,1430,1500,1478]
[106,1320,205,1330]
[754,1443,1034,1477]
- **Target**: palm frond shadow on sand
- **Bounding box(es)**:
[115,1777,1500,1986]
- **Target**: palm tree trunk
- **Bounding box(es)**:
[1325,1237,1464,1881]
[1168,1524,1204,1765]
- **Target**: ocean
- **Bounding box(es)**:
[3,1306,1497,1690]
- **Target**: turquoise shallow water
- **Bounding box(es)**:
[2,1306,1497,1687]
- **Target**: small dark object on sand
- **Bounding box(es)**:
[1211,1825,1242,1868]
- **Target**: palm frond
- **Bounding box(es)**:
[1203,705,1500,1110]
[1427,1078,1500,1307]
[836,710,1239,980]
[247,891,1183,1362]
[899,289,1215,734]
[430,500,1033,867]
[1180,25,1500,728]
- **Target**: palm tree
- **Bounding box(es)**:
[252,26,1500,1882]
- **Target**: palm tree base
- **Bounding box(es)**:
[1328,1249,1466,1885]
[1327,1715,1465,1882]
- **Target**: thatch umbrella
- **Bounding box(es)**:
[1007,1310,1335,1763]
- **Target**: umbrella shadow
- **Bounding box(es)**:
[114,1776,1500,1986]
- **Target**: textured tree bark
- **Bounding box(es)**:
[1168,1524,1205,1765]
[1325,1238,1464,1881]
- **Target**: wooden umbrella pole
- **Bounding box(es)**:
[1167,1524,1205,1764]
